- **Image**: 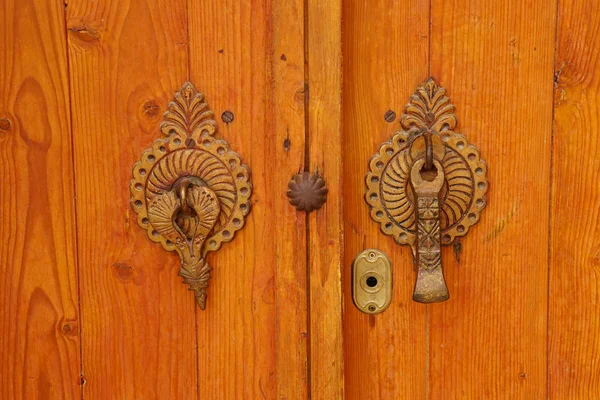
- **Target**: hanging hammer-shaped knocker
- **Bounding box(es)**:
[409,152,448,301]
[365,78,488,304]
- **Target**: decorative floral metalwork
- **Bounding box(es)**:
[130,82,252,309]
[365,78,488,303]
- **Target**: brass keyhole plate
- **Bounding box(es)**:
[352,249,393,314]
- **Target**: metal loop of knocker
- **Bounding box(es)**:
[423,130,434,171]
[178,179,191,215]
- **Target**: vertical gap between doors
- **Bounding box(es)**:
[303,0,312,397]
[547,1,561,398]
[62,1,85,398]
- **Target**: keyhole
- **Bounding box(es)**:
[366,276,378,287]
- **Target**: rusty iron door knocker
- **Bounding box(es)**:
[130,82,252,309]
[365,78,488,303]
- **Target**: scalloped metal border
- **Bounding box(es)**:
[365,80,488,246]
[130,84,252,257]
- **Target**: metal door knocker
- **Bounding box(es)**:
[365,78,488,303]
[130,82,252,309]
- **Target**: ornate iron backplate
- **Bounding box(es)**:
[130,82,252,309]
[365,78,488,302]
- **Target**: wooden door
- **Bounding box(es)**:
[1,0,343,398]
[1,0,599,399]
[342,1,600,399]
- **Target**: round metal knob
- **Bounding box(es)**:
[287,172,328,213]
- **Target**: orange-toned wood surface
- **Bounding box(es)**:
[0,0,81,398]
[342,1,430,399]
[306,0,345,397]
[6,0,600,399]
[188,0,310,397]
[549,0,600,397]
[343,0,559,398]
[66,1,197,398]
[428,0,556,398]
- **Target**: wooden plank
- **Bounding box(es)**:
[0,0,81,398]
[188,0,309,397]
[306,0,345,397]
[549,1,600,397]
[66,1,196,398]
[272,0,309,397]
[429,0,556,398]
[342,1,430,399]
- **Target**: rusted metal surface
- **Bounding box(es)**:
[130,82,252,309]
[410,159,448,302]
[365,78,488,303]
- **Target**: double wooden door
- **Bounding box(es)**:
[1,0,599,398]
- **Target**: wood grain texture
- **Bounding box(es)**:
[189,0,309,397]
[550,1,600,397]
[66,1,196,398]
[0,0,81,398]
[429,0,556,398]
[342,1,429,399]
[306,0,345,397]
